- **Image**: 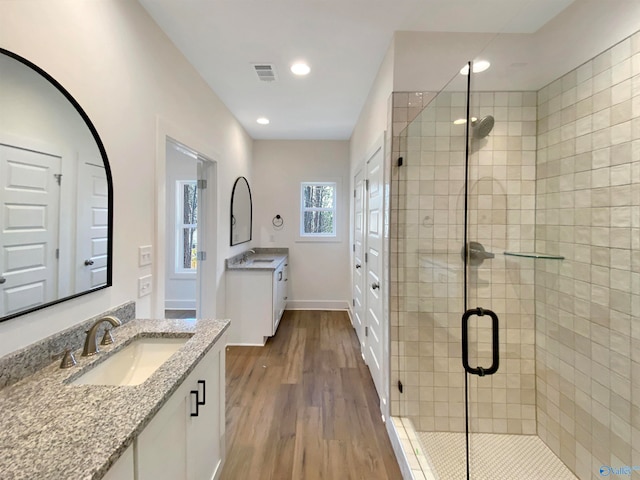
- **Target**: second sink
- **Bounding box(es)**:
[71,336,190,386]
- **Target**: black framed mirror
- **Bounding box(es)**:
[0,48,113,322]
[230,176,252,245]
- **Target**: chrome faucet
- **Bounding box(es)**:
[82,315,122,357]
[240,249,256,263]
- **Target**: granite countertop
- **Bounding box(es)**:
[226,252,288,271]
[0,317,229,480]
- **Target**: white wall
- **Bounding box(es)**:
[349,41,394,174]
[0,0,252,356]
[252,140,350,309]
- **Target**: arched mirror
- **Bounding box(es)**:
[0,48,113,322]
[230,176,252,245]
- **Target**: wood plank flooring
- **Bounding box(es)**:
[220,310,402,480]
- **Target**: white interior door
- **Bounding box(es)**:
[76,161,109,292]
[352,167,366,355]
[0,144,60,316]
[365,145,385,403]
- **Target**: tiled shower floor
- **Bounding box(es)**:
[416,431,578,480]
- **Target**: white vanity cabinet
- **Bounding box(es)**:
[136,331,226,480]
[103,444,134,480]
[273,261,288,332]
[226,256,288,345]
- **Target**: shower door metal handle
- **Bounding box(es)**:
[461,307,499,376]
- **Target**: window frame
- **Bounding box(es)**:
[298,180,341,242]
[175,179,198,275]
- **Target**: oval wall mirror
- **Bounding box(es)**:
[0,48,113,322]
[230,176,252,245]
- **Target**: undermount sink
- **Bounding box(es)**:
[70,336,190,386]
[252,258,274,263]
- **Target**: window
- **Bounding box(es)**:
[300,182,337,238]
[176,180,197,273]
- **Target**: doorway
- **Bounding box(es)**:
[156,134,217,321]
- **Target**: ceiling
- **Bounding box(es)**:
[137,0,634,141]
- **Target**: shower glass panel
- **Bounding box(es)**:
[393,70,470,476]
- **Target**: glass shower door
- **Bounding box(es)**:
[462,60,539,479]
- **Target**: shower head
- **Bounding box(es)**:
[472,115,495,139]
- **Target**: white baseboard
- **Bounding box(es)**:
[226,342,266,347]
[285,300,349,310]
[165,300,196,310]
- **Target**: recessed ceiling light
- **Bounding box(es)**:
[256,117,270,125]
[290,62,311,76]
[460,60,491,75]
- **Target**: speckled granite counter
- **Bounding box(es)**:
[225,247,288,271]
[0,317,229,480]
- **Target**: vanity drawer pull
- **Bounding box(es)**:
[197,380,206,406]
[190,390,200,417]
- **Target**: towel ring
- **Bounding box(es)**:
[272,214,284,228]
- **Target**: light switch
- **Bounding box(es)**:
[138,275,152,297]
[139,245,153,266]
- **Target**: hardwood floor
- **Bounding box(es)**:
[220,310,402,480]
[164,309,196,319]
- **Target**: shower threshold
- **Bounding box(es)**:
[416,431,578,480]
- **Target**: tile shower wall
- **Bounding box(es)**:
[535,32,640,478]
[390,89,537,434]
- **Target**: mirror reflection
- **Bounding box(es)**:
[230,176,252,245]
[0,49,112,321]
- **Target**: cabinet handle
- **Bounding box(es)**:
[197,380,206,406]
[84,259,94,266]
[190,390,199,417]
[278,271,283,281]
[356,264,361,269]
[371,282,380,290]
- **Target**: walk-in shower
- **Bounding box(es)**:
[390,27,640,480]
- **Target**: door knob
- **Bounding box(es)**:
[0,276,5,284]
[84,260,94,266]
[371,282,380,290]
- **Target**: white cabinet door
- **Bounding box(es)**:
[282,261,288,312]
[137,332,227,480]
[137,380,189,480]
[102,444,134,480]
[273,266,283,333]
[187,342,225,480]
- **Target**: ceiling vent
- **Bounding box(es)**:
[252,63,277,82]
